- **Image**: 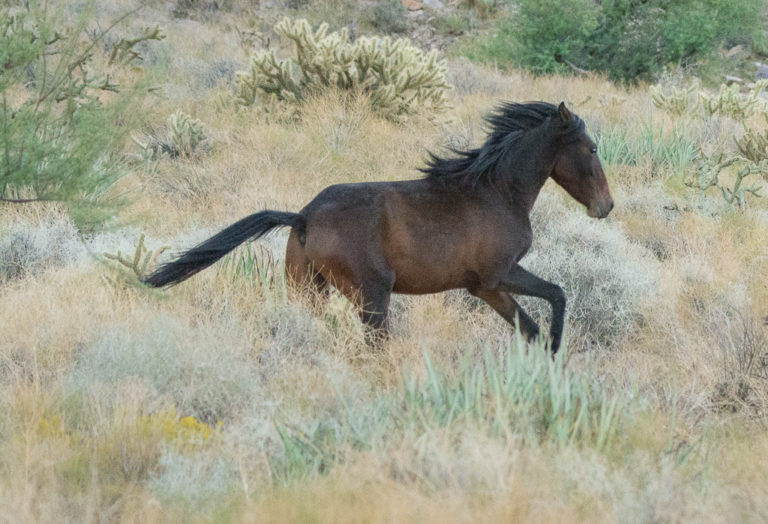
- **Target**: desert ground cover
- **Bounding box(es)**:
[1,1,768,522]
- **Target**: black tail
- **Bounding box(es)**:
[144,210,304,288]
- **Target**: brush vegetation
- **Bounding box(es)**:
[1,1,768,522]
[461,0,766,83]
[0,4,162,228]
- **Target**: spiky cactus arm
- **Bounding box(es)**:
[168,111,206,157]
[234,17,450,119]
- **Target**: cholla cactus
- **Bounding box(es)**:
[650,82,699,115]
[652,80,768,120]
[653,79,768,206]
[691,155,765,208]
[699,80,768,120]
[168,110,206,157]
[736,117,768,165]
[691,117,768,208]
[103,234,168,282]
[235,17,451,118]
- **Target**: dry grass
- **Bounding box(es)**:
[1,2,768,522]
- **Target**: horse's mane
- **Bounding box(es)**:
[420,102,585,191]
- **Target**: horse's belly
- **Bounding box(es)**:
[391,265,476,294]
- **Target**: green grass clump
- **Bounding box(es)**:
[399,337,623,449]
[597,122,699,176]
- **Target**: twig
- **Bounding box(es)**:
[554,54,589,76]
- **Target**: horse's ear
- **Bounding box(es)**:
[558,102,572,123]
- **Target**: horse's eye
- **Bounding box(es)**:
[590,147,597,154]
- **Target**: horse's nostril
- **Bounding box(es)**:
[608,201,614,212]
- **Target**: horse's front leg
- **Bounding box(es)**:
[469,288,540,341]
[497,264,566,354]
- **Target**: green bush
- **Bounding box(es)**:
[0,4,161,229]
[509,0,599,75]
[469,0,765,82]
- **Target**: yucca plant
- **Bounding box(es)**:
[399,334,623,450]
[271,332,628,483]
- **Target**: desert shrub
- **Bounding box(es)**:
[361,0,408,34]
[148,450,239,514]
[171,0,226,19]
[0,4,162,228]
[520,192,659,351]
[468,0,765,82]
[235,17,450,119]
[459,0,499,18]
[433,12,475,37]
[505,0,599,75]
[701,302,768,414]
[0,214,81,281]
[445,58,510,97]
[30,404,223,504]
[67,316,259,425]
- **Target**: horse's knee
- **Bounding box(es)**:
[551,286,566,311]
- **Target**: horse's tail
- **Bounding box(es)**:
[143,210,304,288]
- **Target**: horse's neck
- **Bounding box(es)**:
[504,134,558,214]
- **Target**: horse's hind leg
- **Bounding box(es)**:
[470,288,540,341]
[360,280,393,329]
[285,229,327,297]
[356,270,396,345]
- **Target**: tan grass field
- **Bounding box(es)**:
[1,2,768,522]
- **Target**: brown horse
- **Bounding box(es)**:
[144,102,613,354]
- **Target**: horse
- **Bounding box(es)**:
[144,101,613,354]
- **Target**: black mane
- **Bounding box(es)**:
[420,102,585,190]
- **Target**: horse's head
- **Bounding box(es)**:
[550,103,614,219]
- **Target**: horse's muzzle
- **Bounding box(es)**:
[588,199,614,219]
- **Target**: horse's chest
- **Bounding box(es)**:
[495,225,533,262]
